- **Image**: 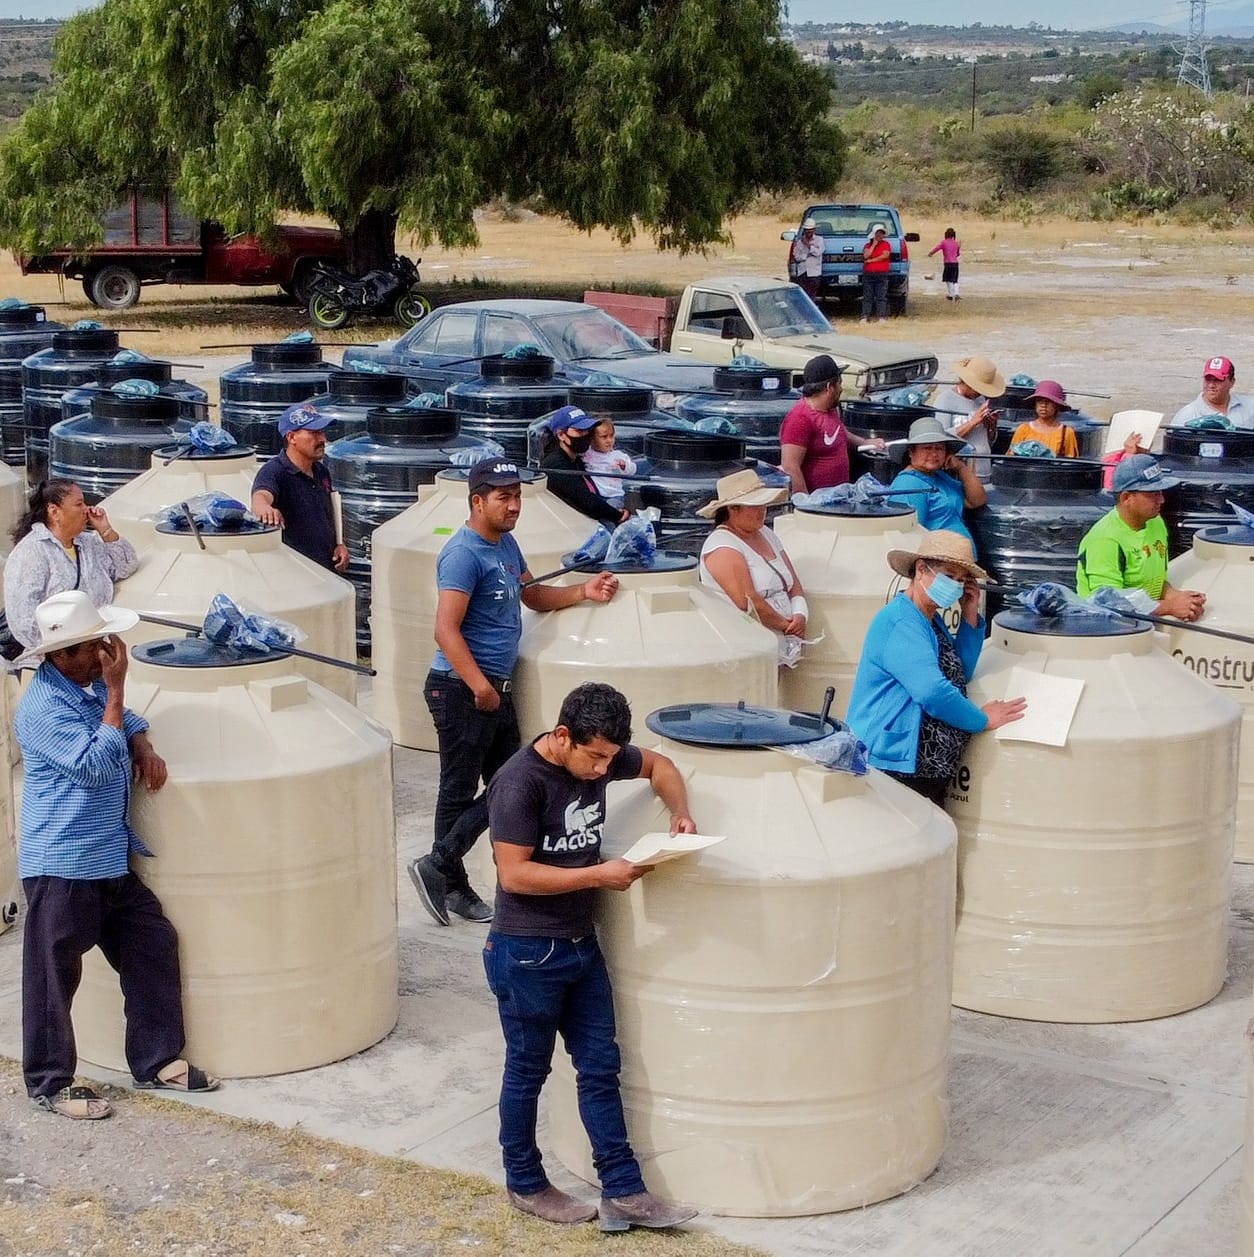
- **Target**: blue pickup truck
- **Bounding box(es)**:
[782,204,919,316]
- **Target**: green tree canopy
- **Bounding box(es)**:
[0,0,845,269]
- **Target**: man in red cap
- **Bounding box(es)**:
[1171,356,1253,429]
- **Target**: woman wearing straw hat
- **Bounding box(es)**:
[846,532,1026,806]
[889,416,988,550]
[697,469,808,669]
[931,356,1005,481]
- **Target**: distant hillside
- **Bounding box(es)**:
[0,19,56,127]
[1107,6,1254,35]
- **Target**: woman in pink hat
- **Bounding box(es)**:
[1010,380,1079,458]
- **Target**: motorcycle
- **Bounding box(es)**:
[306,255,432,330]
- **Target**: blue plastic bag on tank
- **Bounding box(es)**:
[450,441,506,467]
[282,330,314,344]
[605,512,657,566]
[769,730,869,776]
[179,422,237,453]
[1228,501,1254,529]
[1009,373,1036,388]
[148,491,253,531]
[728,354,769,369]
[502,343,546,360]
[793,473,891,510]
[694,416,737,435]
[0,298,27,311]
[111,378,160,397]
[571,525,612,565]
[203,593,303,654]
[348,359,387,374]
[72,319,103,331]
[111,349,149,365]
[884,386,930,408]
[404,392,445,409]
[1186,414,1235,431]
[1010,440,1055,459]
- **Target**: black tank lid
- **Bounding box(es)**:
[251,342,325,367]
[643,430,746,464]
[990,458,1105,492]
[96,360,173,387]
[50,329,121,354]
[326,370,410,403]
[366,405,460,442]
[89,392,182,423]
[155,519,275,537]
[993,609,1149,638]
[711,365,792,396]
[152,442,258,462]
[795,500,914,519]
[480,353,556,382]
[561,549,697,575]
[568,384,654,413]
[0,304,49,328]
[1196,524,1254,547]
[645,700,840,747]
[1162,428,1254,462]
[131,637,291,668]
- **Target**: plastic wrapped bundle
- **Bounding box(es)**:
[203,592,304,653]
[178,422,239,453]
[1010,439,1055,459]
[502,343,546,360]
[449,440,507,466]
[605,512,658,566]
[282,330,314,344]
[570,524,612,566]
[147,491,255,531]
[1186,414,1236,432]
[111,377,161,397]
[769,728,869,776]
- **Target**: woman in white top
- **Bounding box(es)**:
[696,469,807,668]
[4,479,139,649]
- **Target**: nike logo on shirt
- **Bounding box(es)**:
[822,428,840,446]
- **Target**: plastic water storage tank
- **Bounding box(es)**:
[444,354,568,457]
[324,405,486,652]
[22,327,122,481]
[59,357,210,427]
[1165,524,1254,862]
[72,637,396,1077]
[969,458,1109,619]
[371,468,591,750]
[112,520,357,703]
[1160,427,1254,556]
[948,610,1239,1022]
[0,303,62,466]
[774,500,923,717]
[99,443,261,546]
[513,553,779,740]
[546,700,957,1216]
[220,341,334,458]
[566,382,668,455]
[50,391,193,502]
[0,460,22,557]
[299,369,411,443]
[673,364,796,465]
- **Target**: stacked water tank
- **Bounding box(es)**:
[773,500,923,716]
[111,519,357,703]
[1159,427,1254,556]
[22,326,122,481]
[325,404,489,652]
[949,610,1239,1022]
[370,469,592,749]
[513,553,780,741]
[0,302,62,466]
[220,340,334,458]
[445,354,568,458]
[989,385,1105,458]
[969,458,1109,619]
[1165,525,1254,861]
[299,368,411,442]
[841,399,932,483]
[672,364,796,465]
[73,637,396,1078]
[100,441,261,546]
[59,356,210,428]
[549,701,957,1215]
[565,382,669,455]
[50,391,194,503]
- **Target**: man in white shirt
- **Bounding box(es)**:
[1171,356,1254,429]
[789,218,823,302]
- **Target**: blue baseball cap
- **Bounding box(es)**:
[1111,453,1181,493]
[278,402,334,435]
[547,404,597,434]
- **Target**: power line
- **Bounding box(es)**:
[1177,0,1214,94]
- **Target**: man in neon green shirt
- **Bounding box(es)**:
[1076,454,1206,621]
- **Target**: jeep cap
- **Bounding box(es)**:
[468,457,522,495]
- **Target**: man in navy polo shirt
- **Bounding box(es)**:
[408,458,619,927]
[251,403,349,572]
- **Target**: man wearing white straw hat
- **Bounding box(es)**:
[931,355,1006,481]
[15,590,219,1121]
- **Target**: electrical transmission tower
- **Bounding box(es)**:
[1177,0,1213,96]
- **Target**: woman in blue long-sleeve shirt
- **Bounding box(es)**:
[846,531,1025,806]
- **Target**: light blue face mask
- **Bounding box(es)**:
[926,567,965,610]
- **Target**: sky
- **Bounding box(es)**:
[0,0,1194,30]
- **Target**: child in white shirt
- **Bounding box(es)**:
[581,419,637,508]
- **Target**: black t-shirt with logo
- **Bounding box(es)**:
[487,740,644,938]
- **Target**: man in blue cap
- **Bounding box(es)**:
[1076,453,1205,621]
[540,404,629,527]
[250,402,349,572]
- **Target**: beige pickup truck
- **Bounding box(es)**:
[588,276,937,397]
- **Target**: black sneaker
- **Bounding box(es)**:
[447,888,493,922]
[408,856,449,926]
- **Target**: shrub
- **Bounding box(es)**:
[981,125,1061,195]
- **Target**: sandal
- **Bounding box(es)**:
[32,1085,113,1120]
[134,1059,220,1093]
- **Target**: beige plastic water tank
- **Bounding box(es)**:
[99,444,260,546]
[950,610,1239,1023]
[547,701,957,1217]
[72,637,397,1077]
[371,468,593,750]
[513,553,779,741]
[773,501,922,717]
[1242,1018,1254,1257]
[1166,525,1254,861]
[0,459,21,557]
[112,520,357,703]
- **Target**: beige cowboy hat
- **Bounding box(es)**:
[14,590,139,668]
[697,468,789,519]
[887,529,988,581]
[954,355,1007,398]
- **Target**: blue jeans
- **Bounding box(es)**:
[483,931,646,1198]
[862,272,889,319]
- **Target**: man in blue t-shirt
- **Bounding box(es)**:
[484,682,699,1231]
[408,458,619,926]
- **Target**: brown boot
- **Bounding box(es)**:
[506,1185,597,1225]
[599,1190,699,1233]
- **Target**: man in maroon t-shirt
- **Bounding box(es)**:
[779,354,885,495]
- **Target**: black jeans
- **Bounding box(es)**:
[424,670,521,890]
[862,272,889,319]
[22,873,185,1097]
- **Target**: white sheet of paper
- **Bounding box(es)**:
[620,832,726,865]
[995,667,1085,747]
[1104,409,1164,457]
